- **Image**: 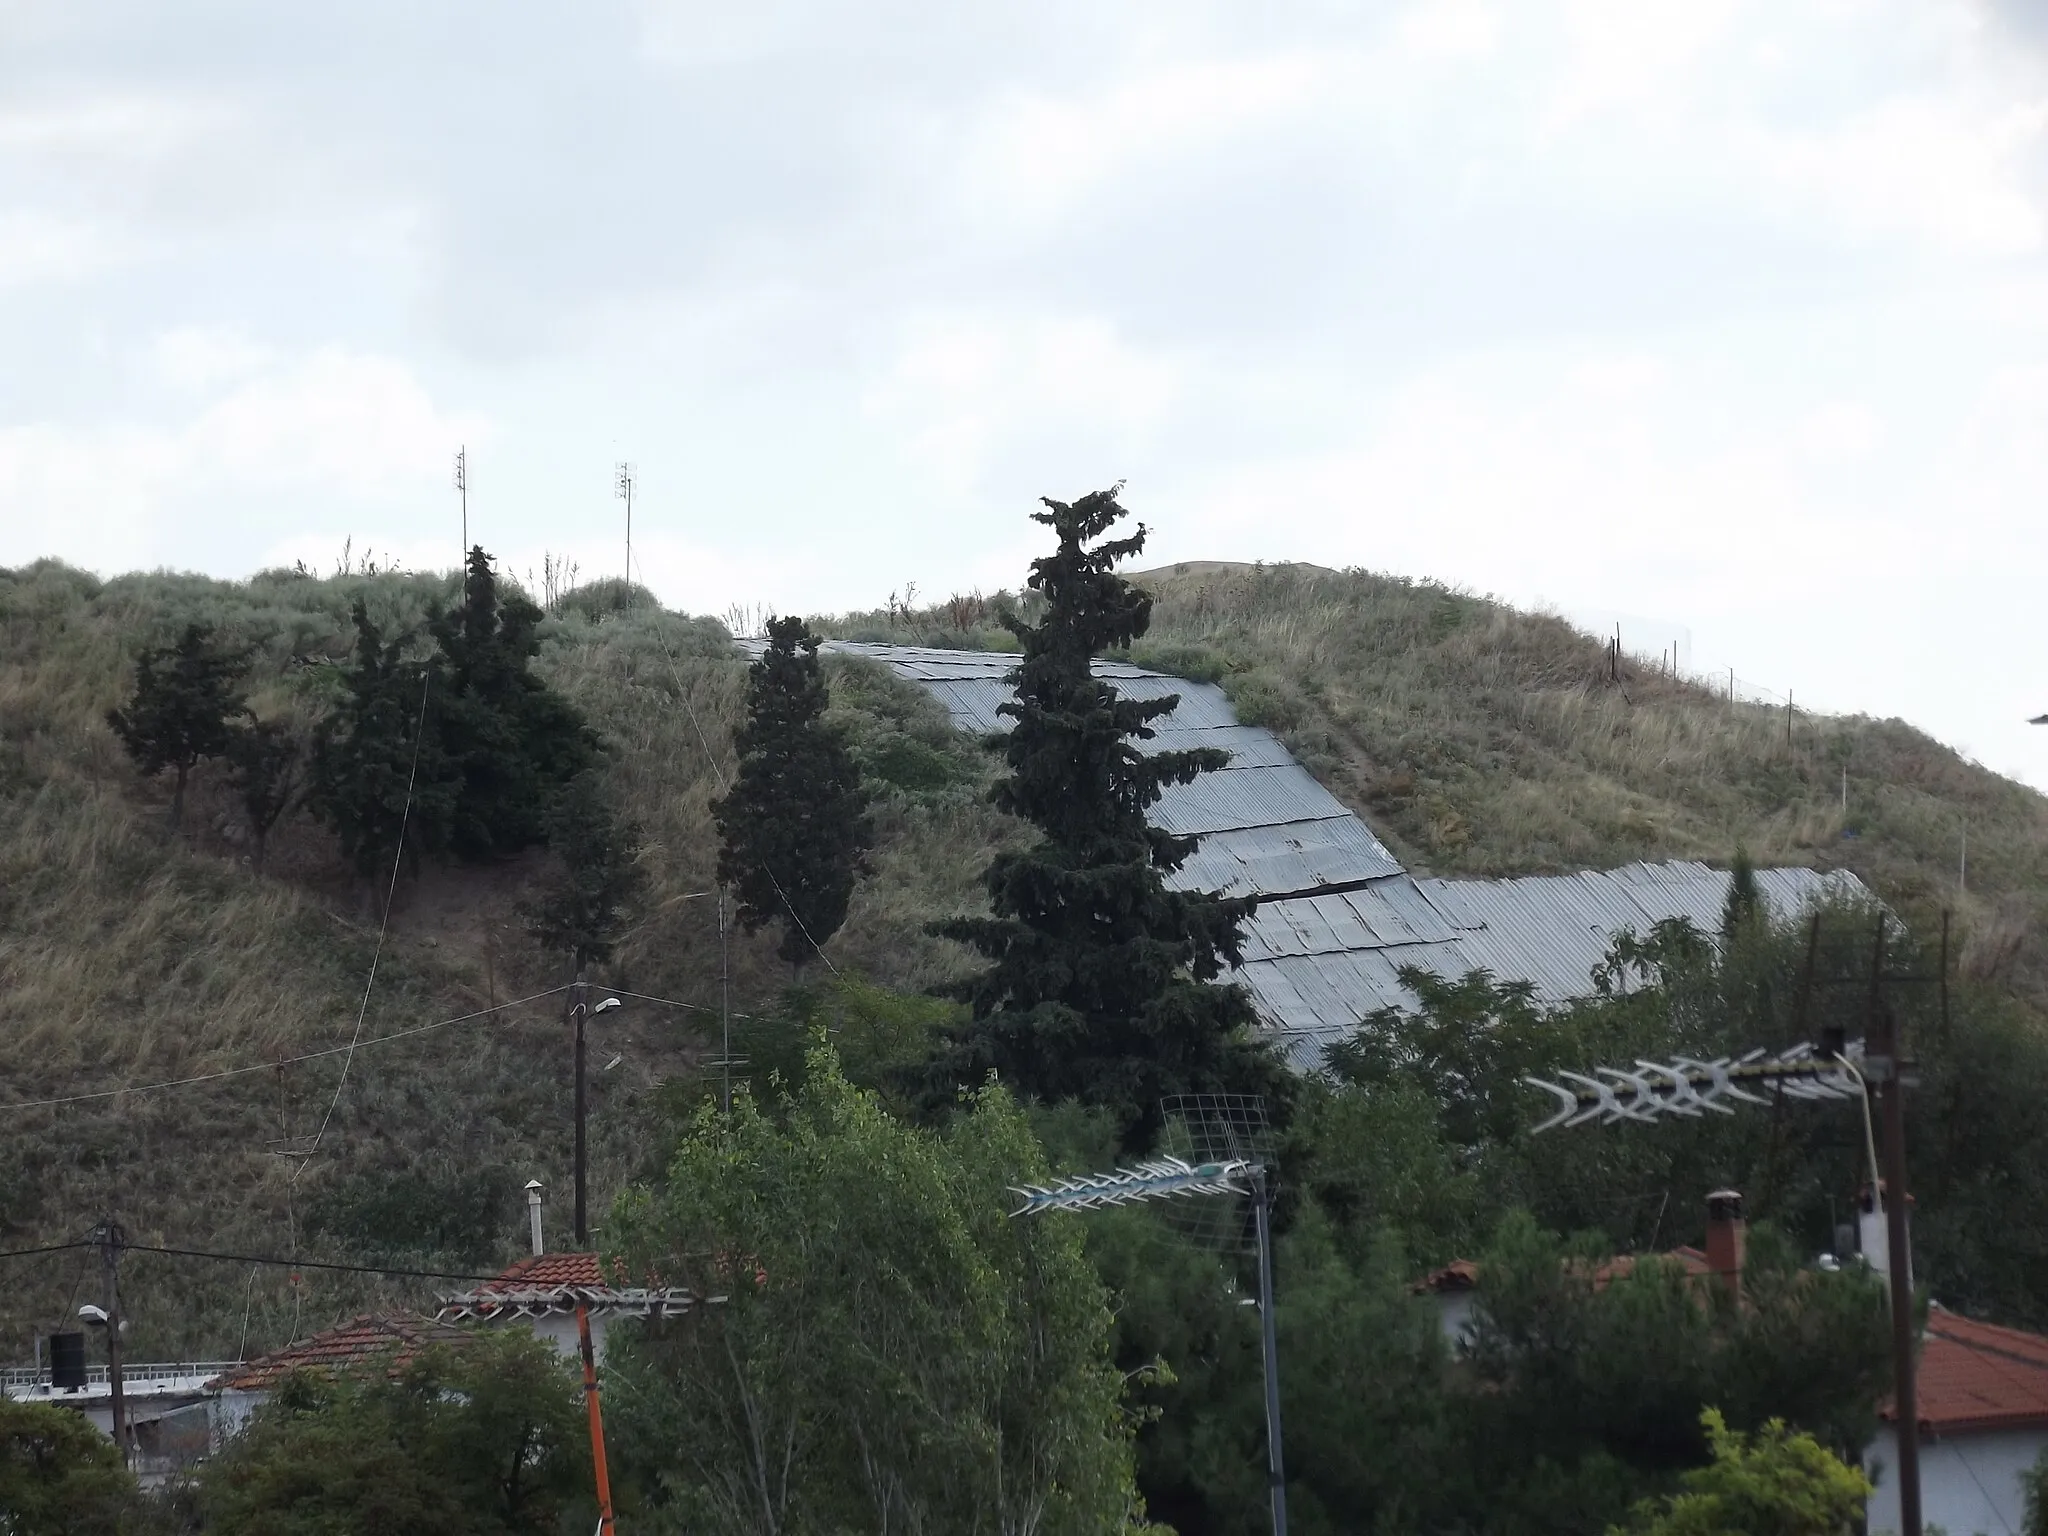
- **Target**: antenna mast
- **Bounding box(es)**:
[614,462,635,589]
[453,446,468,563]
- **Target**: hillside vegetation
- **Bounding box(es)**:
[0,551,2042,1362]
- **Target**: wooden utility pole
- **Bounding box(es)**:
[1866,919,1920,1536]
[96,1220,128,1471]
[571,972,590,1247]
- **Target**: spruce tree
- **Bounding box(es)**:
[714,616,873,971]
[106,622,249,830]
[923,487,1284,1148]
[308,601,457,880]
[428,546,596,860]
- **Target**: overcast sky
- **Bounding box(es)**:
[4,0,2046,787]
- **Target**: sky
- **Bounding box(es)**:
[3,0,2046,787]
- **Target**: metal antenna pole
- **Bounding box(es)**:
[98,1220,128,1471]
[718,884,732,1114]
[571,971,589,1247]
[1252,1168,1288,1536]
[454,446,467,563]
[615,462,634,592]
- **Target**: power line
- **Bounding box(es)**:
[117,1241,511,1284]
[0,985,572,1114]
[0,1240,90,1263]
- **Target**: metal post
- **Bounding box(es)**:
[1251,1168,1288,1536]
[718,885,732,1114]
[577,1303,617,1536]
[1867,920,1920,1536]
[572,971,589,1247]
[98,1221,127,1471]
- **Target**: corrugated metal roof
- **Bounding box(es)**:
[741,639,1874,1067]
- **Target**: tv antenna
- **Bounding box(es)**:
[615,462,635,591]
[1010,1094,1289,1536]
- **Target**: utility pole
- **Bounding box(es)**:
[718,885,733,1114]
[95,1220,128,1471]
[571,972,589,1247]
[1866,919,1921,1536]
[1251,1167,1288,1536]
[453,446,468,562]
[615,462,634,590]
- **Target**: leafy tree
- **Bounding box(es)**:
[429,546,597,860]
[713,615,873,971]
[197,1332,587,1535]
[2023,1444,2048,1536]
[924,487,1286,1148]
[1610,1409,1869,1536]
[106,621,248,829]
[224,715,306,871]
[604,1042,1146,1535]
[308,600,457,880]
[521,768,646,972]
[1722,845,1764,950]
[0,1399,139,1535]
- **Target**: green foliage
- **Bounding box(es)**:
[2022,1444,2048,1536]
[715,615,874,969]
[197,1332,588,1535]
[727,972,962,1109]
[1723,845,1764,949]
[0,1398,139,1535]
[223,715,306,871]
[604,1042,1147,1534]
[521,768,647,971]
[307,599,456,878]
[106,621,249,829]
[925,488,1287,1148]
[1610,1409,1870,1536]
[429,546,598,859]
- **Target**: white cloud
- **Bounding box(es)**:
[0,209,128,286]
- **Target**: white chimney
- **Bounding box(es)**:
[525,1179,545,1257]
[1858,1182,1911,1289]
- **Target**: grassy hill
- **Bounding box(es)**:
[0,553,2041,1361]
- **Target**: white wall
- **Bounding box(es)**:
[1866,1425,2048,1536]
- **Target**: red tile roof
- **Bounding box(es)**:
[1887,1310,2048,1436]
[477,1252,612,1291]
[1417,1248,1716,1295]
[208,1315,473,1392]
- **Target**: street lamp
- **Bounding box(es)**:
[569,983,624,1248]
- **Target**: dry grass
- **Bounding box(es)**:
[0,562,1002,1360]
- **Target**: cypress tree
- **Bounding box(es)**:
[106,622,249,830]
[308,601,457,880]
[522,769,647,972]
[428,546,596,860]
[224,717,305,872]
[714,616,873,971]
[923,487,1284,1148]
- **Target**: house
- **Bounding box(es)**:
[4,1357,235,1485]
[1417,1190,2048,1535]
[435,1248,696,1364]
[204,1314,474,1442]
[1867,1309,2048,1536]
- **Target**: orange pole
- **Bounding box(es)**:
[577,1303,617,1535]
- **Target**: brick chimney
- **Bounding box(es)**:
[1705,1189,1745,1297]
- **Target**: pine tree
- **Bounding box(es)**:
[224,717,305,872]
[522,769,647,972]
[1721,843,1763,949]
[106,622,249,830]
[308,601,457,880]
[428,546,597,860]
[714,615,873,971]
[923,486,1285,1148]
